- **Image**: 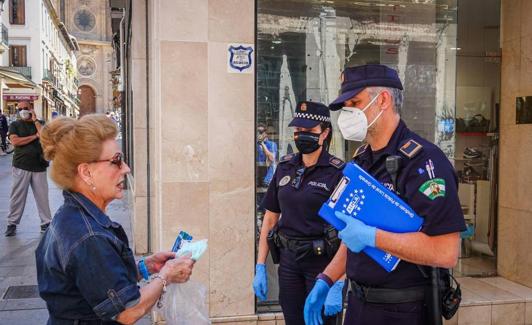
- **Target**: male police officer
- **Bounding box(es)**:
[304,64,466,325]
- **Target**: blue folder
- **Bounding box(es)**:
[318,162,424,272]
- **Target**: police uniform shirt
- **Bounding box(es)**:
[348,120,466,288]
[261,149,345,238]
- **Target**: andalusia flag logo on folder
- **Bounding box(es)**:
[318,162,424,272]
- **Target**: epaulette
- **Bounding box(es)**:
[279,153,296,163]
[329,156,345,169]
[399,139,423,159]
[352,144,368,159]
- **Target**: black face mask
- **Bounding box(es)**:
[294,131,321,154]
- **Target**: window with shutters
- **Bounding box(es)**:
[9,0,25,25]
[9,45,27,67]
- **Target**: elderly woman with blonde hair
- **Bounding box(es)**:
[35,114,194,325]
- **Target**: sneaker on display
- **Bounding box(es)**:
[463,147,482,159]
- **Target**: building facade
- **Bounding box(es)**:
[63,0,113,116]
[1,0,80,120]
[116,0,532,323]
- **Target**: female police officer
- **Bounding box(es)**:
[253,101,346,325]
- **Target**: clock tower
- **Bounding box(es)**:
[63,0,113,115]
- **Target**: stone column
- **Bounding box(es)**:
[131,0,149,254]
[141,0,256,320]
[498,0,532,287]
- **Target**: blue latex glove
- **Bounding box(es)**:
[253,264,268,301]
[304,279,330,325]
[324,280,344,316]
[335,211,377,253]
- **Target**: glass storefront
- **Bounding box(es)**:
[256,0,500,306]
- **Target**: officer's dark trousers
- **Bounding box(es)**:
[343,290,427,325]
[278,248,339,325]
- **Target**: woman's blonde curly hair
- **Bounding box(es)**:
[40,114,117,190]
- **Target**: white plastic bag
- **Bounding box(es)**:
[157,280,210,325]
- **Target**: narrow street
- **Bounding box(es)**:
[0,153,149,324]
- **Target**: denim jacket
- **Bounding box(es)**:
[35,191,141,325]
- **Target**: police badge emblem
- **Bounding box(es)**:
[228,45,254,72]
[279,175,291,186]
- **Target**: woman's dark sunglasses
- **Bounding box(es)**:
[93,152,123,168]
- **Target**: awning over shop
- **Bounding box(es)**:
[0,67,36,89]
[3,94,39,100]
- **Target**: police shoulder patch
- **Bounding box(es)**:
[280,153,296,163]
[418,178,446,200]
[352,144,368,159]
[279,175,291,186]
[399,139,423,159]
[329,156,345,169]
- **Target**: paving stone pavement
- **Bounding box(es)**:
[0,154,151,325]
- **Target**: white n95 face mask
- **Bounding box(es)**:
[19,110,30,120]
[337,92,383,142]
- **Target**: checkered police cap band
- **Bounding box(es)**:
[294,112,331,122]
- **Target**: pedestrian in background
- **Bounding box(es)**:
[4,101,52,237]
[257,123,278,187]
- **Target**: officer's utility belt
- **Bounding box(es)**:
[278,232,325,255]
[349,279,426,304]
[267,226,340,264]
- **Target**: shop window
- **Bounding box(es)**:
[453,0,500,277]
[9,45,27,67]
[9,0,25,25]
[255,0,502,308]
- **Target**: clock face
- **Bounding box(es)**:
[74,9,96,32]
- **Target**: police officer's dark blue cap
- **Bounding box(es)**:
[288,101,331,128]
[329,64,404,111]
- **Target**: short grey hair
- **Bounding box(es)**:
[366,87,403,115]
